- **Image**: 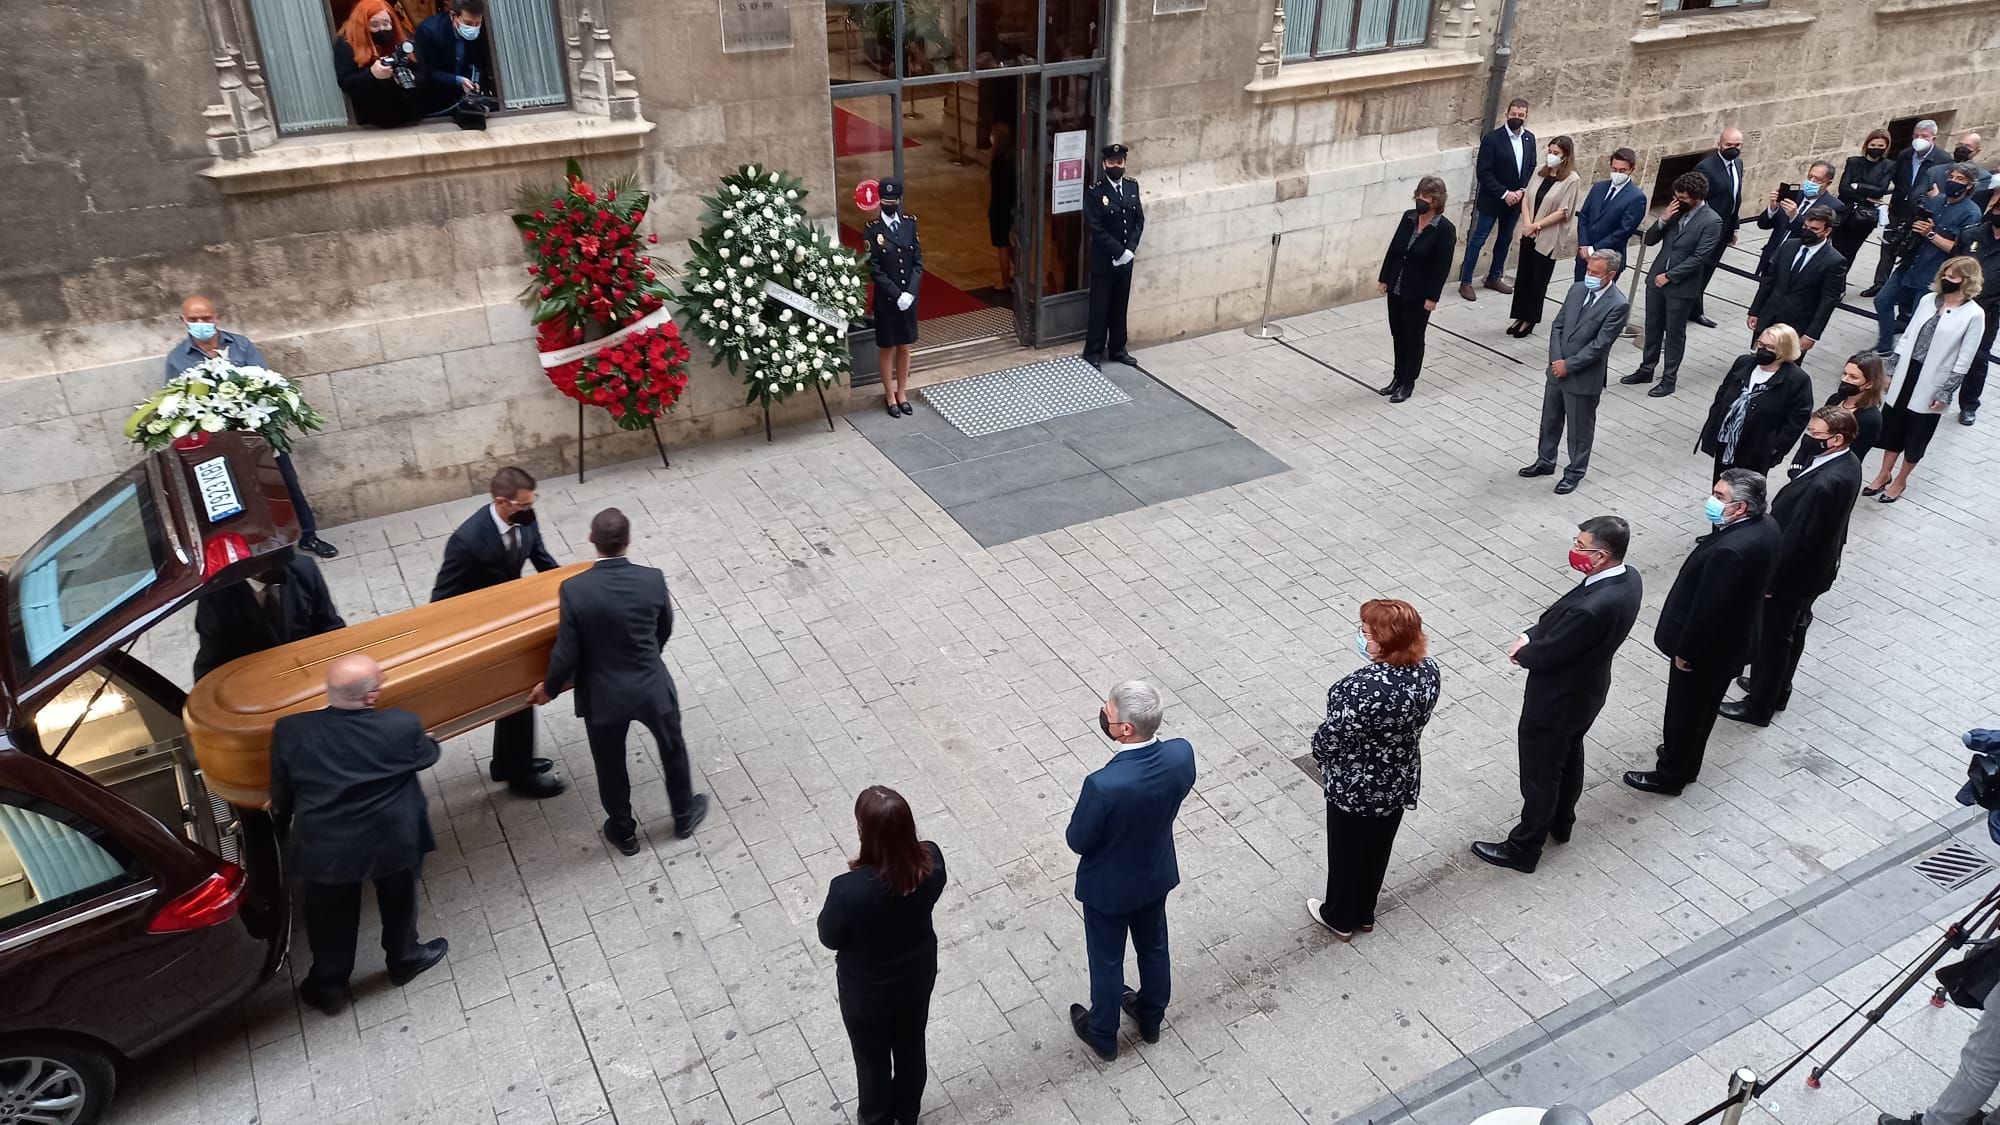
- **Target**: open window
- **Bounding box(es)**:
[1650,150,1710,209]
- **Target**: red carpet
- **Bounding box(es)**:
[833,106,920,157]
[840,223,994,319]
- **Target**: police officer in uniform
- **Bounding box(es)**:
[1084,143,1144,368]
[864,177,923,417]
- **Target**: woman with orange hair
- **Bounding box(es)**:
[1305,599,1442,941]
[332,0,425,127]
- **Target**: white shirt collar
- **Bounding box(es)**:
[1113,736,1159,754]
[490,502,515,540]
[1583,563,1628,587]
[1750,366,1778,386]
[1798,448,1846,476]
[1795,240,1822,264]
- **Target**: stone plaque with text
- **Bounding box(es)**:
[720,0,793,53]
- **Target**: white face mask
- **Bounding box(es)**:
[1609,171,1631,188]
[1546,153,1563,168]
[1913,137,1933,154]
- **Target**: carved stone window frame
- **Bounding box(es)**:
[1250,0,1486,98]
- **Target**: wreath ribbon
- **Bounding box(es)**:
[536,305,677,369]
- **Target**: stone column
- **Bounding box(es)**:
[1254,0,1285,82]
[197,0,277,157]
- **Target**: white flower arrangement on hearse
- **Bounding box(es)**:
[678,164,869,409]
[123,355,328,452]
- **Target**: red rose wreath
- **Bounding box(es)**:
[514,160,690,429]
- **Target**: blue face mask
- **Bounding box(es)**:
[1583,274,1604,291]
[1801,181,1821,197]
[1704,496,1728,525]
[456,21,481,40]
[187,321,218,342]
[1355,631,1371,659]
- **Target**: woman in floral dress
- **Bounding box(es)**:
[1306,599,1442,940]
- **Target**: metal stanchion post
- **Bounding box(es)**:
[1622,240,1649,343]
[1717,1068,1758,1125]
[1244,231,1287,340]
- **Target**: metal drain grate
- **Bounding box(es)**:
[1913,843,1995,892]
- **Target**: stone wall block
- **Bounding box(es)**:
[376,308,493,364]
[0,481,82,562]
[443,340,549,409]
[0,414,121,492]
[412,400,515,473]
[2,371,74,427]
[329,357,454,429]
[265,323,389,378]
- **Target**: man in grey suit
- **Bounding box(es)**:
[1622,171,1724,399]
[528,508,710,855]
[1521,249,1632,494]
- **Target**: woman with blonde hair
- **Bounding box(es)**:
[1305,599,1442,941]
[1867,257,1988,502]
[332,0,425,128]
[1507,135,1584,338]
[1697,322,1815,481]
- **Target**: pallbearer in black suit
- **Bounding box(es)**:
[431,466,566,799]
[1722,408,1864,727]
[1746,207,1846,358]
[528,508,709,856]
[1474,517,1643,873]
[192,552,345,683]
[1083,142,1144,368]
[1626,470,1782,797]
[271,654,449,1016]
[865,177,923,418]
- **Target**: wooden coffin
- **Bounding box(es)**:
[184,563,590,807]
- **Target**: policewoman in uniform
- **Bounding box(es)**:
[1084,143,1145,368]
[865,177,924,417]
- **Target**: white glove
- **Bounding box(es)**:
[1113,250,1135,267]
[896,292,914,311]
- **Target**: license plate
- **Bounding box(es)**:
[192,457,244,522]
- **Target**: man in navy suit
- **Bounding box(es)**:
[1688,127,1747,327]
[431,466,566,799]
[1753,161,1845,278]
[1459,98,1535,302]
[1065,680,1197,1061]
[1574,148,1648,282]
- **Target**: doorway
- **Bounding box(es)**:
[825,0,1109,359]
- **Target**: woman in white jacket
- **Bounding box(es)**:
[1866,257,1986,503]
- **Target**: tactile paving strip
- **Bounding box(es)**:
[918,355,1132,438]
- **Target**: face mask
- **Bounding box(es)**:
[1097,710,1113,739]
[1866,148,1886,159]
[1940,277,1964,294]
[456,21,480,40]
[1797,435,1829,460]
[1954,145,1975,163]
[1801,181,1821,197]
[187,321,218,341]
[1546,153,1563,168]
[507,507,536,526]
[1837,379,1862,399]
[1719,146,1741,163]
[1913,137,1933,154]
[1609,171,1631,188]
[1104,166,1125,181]
[372,27,395,46]
[1507,118,1525,132]
[1704,496,1729,525]
[1583,274,1604,291]
[1412,198,1432,216]
[1354,632,1371,659]
[1753,346,1777,365]
[1945,180,1971,199]
[879,203,899,217]
[1567,549,1597,574]
[1799,228,1824,246]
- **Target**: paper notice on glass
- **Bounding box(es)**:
[1051,130,1087,215]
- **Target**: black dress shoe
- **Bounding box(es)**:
[1553,479,1579,495]
[899,401,915,415]
[388,938,449,986]
[508,770,567,799]
[1691,315,1717,328]
[1646,382,1677,398]
[1471,840,1538,873]
[1121,988,1160,1044]
[300,536,340,559]
[1518,462,1556,478]
[1718,700,1773,727]
[885,401,901,417]
[489,757,555,782]
[1962,409,1978,426]
[675,793,711,840]
[1111,353,1140,366]
[298,981,348,1016]
[1388,383,1413,403]
[1069,1003,1116,1060]
[1082,354,1103,368]
[1859,283,1882,299]
[1619,371,1653,385]
[1550,825,1572,845]
[1735,675,1754,694]
[1622,770,1684,796]
[605,828,642,857]
[1376,380,1398,396]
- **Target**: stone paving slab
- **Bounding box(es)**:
[101,232,2000,1124]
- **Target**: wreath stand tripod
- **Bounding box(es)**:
[576,401,672,483]
[761,385,839,443]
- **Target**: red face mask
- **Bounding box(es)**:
[1568,549,1597,574]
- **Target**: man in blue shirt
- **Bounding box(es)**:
[1065,680,1197,1061]
[415,0,493,108]
[1874,164,1984,354]
[165,295,338,558]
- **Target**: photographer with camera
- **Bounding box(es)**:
[1754,161,1844,279]
[416,0,494,109]
[332,0,426,128]
[1873,164,1983,355]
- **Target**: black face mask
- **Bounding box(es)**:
[1413,199,1432,216]
[1945,180,1971,199]
[1753,346,1778,365]
[372,27,396,46]
[1940,278,1965,295]
[1866,148,1886,160]
[508,507,537,526]
[1719,146,1742,163]
[1797,435,1829,459]
[1097,710,1113,739]
[879,203,899,217]
[1799,228,1824,246]
[1506,118,1525,132]
[1955,146,1976,163]
[1837,380,1862,399]
[1104,166,1125,181]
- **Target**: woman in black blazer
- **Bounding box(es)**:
[1832,129,1896,273]
[1699,323,1816,481]
[1377,175,1459,403]
[817,786,947,1125]
[1790,351,1886,474]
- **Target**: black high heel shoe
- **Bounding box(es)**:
[1862,482,1886,497]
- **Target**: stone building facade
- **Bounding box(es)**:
[2,0,1994,554]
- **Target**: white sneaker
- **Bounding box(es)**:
[1304,898,1352,941]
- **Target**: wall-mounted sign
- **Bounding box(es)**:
[1051,129,1086,215]
[1153,0,1206,13]
[853,178,881,212]
[720,0,792,53]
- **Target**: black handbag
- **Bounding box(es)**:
[1937,940,2000,1010]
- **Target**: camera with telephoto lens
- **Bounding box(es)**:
[383,40,419,90]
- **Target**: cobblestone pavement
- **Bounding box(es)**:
[109,237,1999,1124]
